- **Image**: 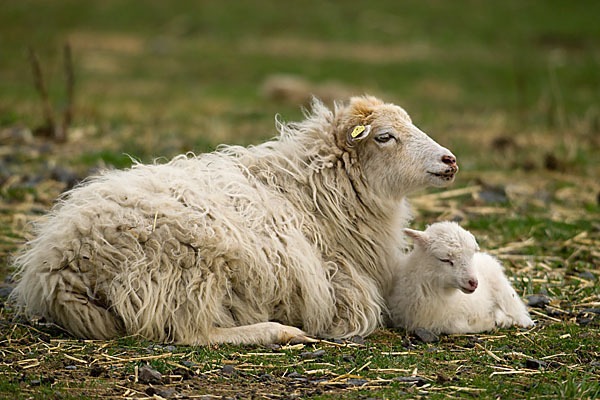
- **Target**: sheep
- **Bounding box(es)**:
[388,221,533,334]
[11,95,460,345]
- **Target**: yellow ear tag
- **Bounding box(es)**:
[351,125,366,138]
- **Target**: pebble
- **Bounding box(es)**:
[138,365,162,384]
[525,358,547,369]
[347,378,369,386]
[258,373,273,381]
[578,271,596,281]
[527,294,549,308]
[394,376,427,386]
[221,365,236,375]
[350,335,366,344]
[89,365,105,377]
[287,371,306,381]
[413,327,439,343]
[300,349,326,359]
[582,308,600,315]
[158,388,177,398]
[478,187,507,203]
[65,365,77,370]
[163,345,177,352]
[0,285,14,299]
[181,360,199,368]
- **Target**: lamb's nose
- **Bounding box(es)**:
[441,155,458,173]
[468,279,478,290]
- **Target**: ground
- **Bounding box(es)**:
[0,1,599,398]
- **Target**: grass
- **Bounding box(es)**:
[0,0,599,398]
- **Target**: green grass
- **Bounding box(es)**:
[0,0,599,398]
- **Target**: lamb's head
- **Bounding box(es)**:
[335,95,458,200]
[404,221,479,294]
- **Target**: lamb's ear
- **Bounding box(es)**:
[404,228,429,247]
[347,124,371,143]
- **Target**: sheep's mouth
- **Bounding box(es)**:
[460,286,476,294]
[427,171,456,181]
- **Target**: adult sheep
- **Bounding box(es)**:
[11,96,458,345]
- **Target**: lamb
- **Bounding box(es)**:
[388,221,533,334]
[11,95,459,345]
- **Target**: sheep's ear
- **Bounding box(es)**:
[347,124,371,143]
[404,228,429,247]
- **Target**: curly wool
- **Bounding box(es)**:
[11,98,414,344]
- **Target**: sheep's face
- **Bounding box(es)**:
[405,222,479,294]
[337,96,458,200]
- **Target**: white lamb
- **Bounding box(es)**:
[388,221,533,334]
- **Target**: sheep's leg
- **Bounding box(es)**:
[50,290,124,340]
[204,322,317,345]
[445,313,496,334]
[494,286,534,328]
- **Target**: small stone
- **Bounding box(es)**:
[347,378,369,386]
[582,308,600,315]
[181,360,199,368]
[578,271,596,281]
[413,327,439,343]
[258,373,273,381]
[30,379,41,386]
[221,365,236,375]
[311,349,326,358]
[394,376,427,386]
[65,365,77,370]
[528,294,549,308]
[450,214,464,223]
[287,371,306,381]
[478,187,507,203]
[300,349,326,359]
[525,358,547,369]
[342,354,354,362]
[138,365,162,384]
[0,285,14,299]
[50,166,79,189]
[350,335,366,344]
[89,365,105,377]
[155,388,177,398]
[163,345,177,352]
[577,317,593,326]
[264,343,281,350]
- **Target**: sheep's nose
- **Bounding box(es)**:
[441,154,458,173]
[468,279,478,290]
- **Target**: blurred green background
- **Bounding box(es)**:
[1,0,599,175]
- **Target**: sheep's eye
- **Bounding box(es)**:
[374,133,395,143]
[439,258,454,266]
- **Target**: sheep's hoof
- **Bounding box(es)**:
[289,334,319,344]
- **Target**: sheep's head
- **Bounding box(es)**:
[404,221,479,294]
[335,95,458,200]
